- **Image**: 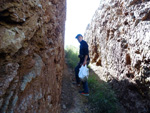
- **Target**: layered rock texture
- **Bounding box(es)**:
[85,0,150,112]
[0,0,66,113]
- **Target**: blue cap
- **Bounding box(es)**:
[75,34,83,39]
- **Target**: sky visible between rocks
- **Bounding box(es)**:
[65,0,100,48]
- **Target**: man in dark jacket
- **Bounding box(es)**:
[75,34,90,96]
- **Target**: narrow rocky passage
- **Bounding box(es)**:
[60,64,90,113]
[60,63,127,113]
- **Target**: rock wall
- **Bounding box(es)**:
[85,0,150,112]
[0,0,66,113]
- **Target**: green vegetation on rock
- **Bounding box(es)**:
[65,45,79,69]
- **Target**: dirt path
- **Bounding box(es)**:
[60,64,90,113]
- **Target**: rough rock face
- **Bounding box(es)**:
[85,0,150,112]
[0,0,66,113]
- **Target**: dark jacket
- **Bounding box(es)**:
[79,40,90,63]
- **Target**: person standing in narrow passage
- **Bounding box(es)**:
[75,34,90,96]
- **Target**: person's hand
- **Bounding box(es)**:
[83,60,87,66]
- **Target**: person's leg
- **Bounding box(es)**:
[82,63,89,94]
[82,81,89,93]
[75,63,81,84]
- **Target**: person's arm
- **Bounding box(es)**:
[83,42,89,66]
[83,55,88,66]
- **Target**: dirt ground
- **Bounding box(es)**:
[60,64,90,113]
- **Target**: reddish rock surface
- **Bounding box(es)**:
[0,0,66,113]
[85,0,150,112]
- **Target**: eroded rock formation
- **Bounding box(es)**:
[0,0,66,113]
[85,0,150,112]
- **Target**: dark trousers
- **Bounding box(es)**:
[75,63,89,93]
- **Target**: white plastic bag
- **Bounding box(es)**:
[79,65,89,81]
